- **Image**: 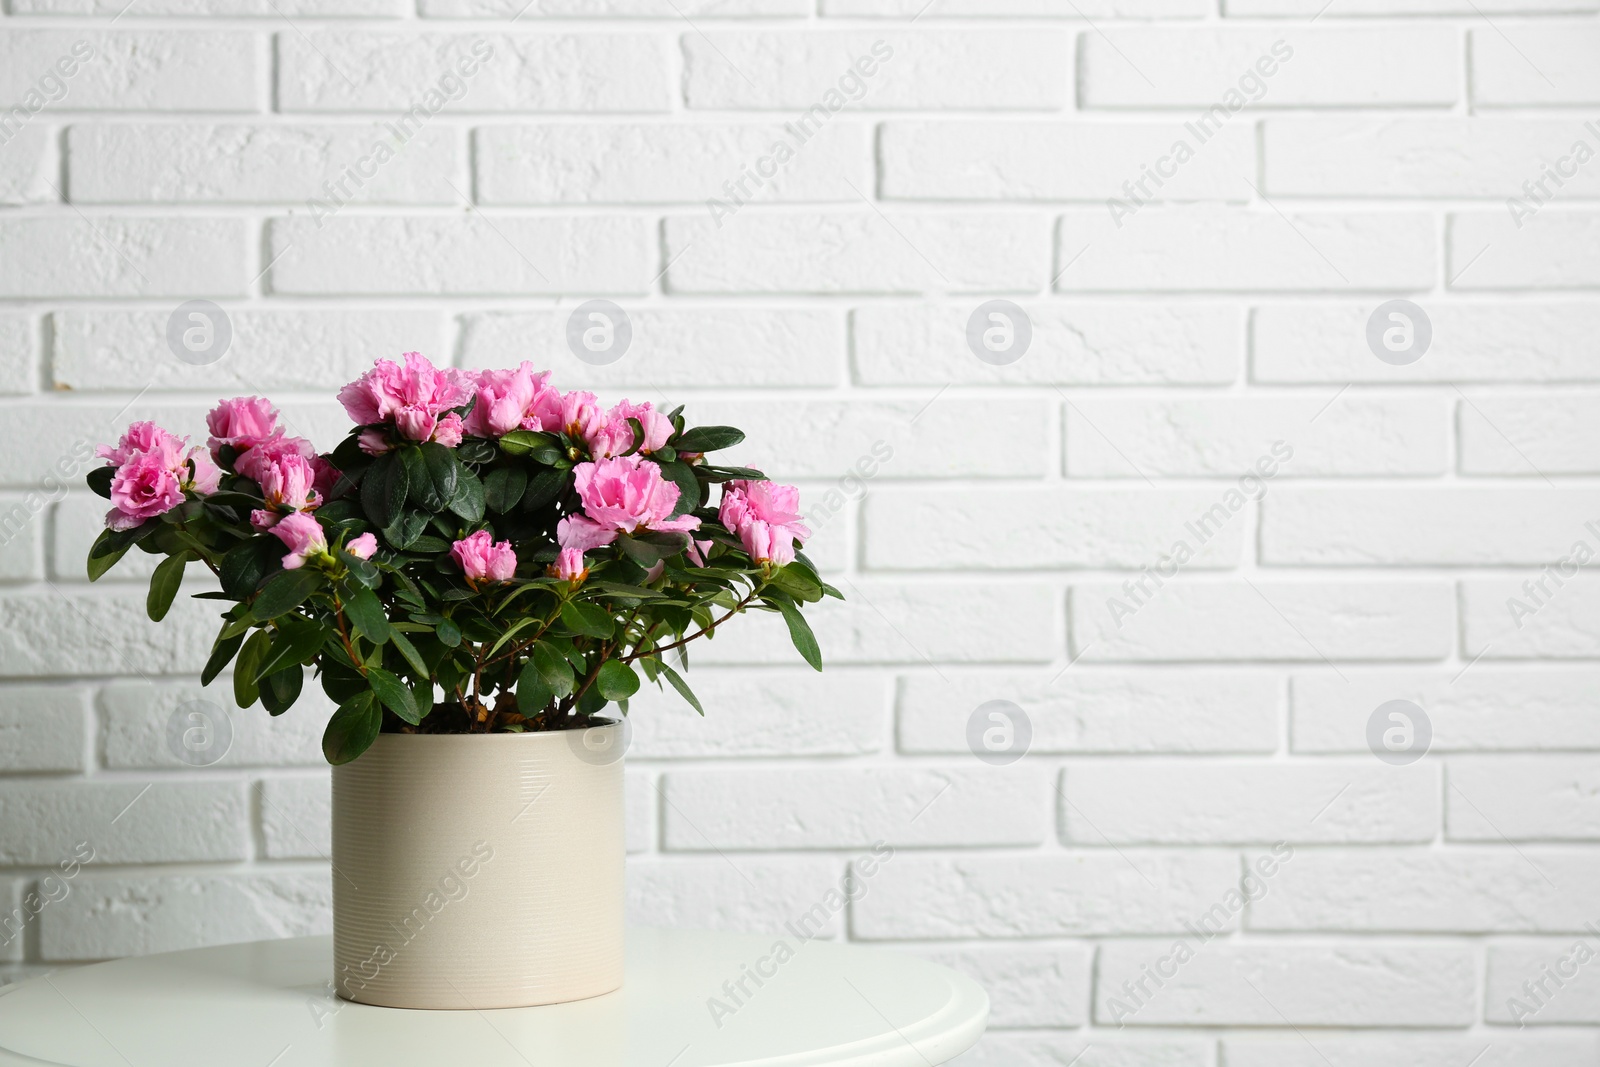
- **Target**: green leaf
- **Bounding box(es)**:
[658,459,701,517]
[86,528,135,581]
[521,468,566,511]
[516,658,554,715]
[259,663,304,716]
[412,442,459,512]
[343,585,391,645]
[435,617,462,647]
[253,567,323,620]
[319,658,368,704]
[771,596,822,671]
[388,629,428,677]
[219,538,274,600]
[531,640,575,698]
[448,466,486,522]
[360,451,410,529]
[767,561,824,604]
[661,663,704,715]
[323,692,381,765]
[233,628,272,708]
[367,666,422,725]
[560,600,615,639]
[498,430,565,465]
[381,509,429,551]
[200,627,246,687]
[255,614,328,681]
[673,425,745,453]
[483,466,527,513]
[145,552,189,622]
[595,659,640,701]
[86,464,115,499]
[586,581,666,599]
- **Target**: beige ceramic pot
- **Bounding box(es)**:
[331,726,625,1009]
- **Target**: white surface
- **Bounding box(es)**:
[0,929,987,1067]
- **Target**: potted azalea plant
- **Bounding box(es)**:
[85,352,836,1010]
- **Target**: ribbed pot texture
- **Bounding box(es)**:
[331,727,625,1010]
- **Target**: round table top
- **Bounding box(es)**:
[0,928,987,1067]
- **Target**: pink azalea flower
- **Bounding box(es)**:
[718,480,810,567]
[450,530,518,586]
[557,390,604,443]
[234,435,317,483]
[205,397,281,460]
[96,421,185,467]
[557,455,700,553]
[106,445,186,531]
[345,532,378,560]
[549,547,588,583]
[585,400,674,460]
[357,428,391,457]
[247,452,322,530]
[100,425,219,530]
[463,362,560,439]
[338,352,470,446]
[270,512,328,571]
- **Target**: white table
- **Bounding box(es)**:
[0,928,987,1066]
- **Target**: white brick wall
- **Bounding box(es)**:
[1,3,1598,1063]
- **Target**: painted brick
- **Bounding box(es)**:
[1462,578,1600,660]
[662,766,1048,850]
[1252,302,1600,384]
[1450,212,1600,290]
[626,857,849,936]
[0,780,246,865]
[1249,849,1600,932]
[267,216,653,296]
[683,31,1071,111]
[898,670,1280,755]
[0,218,249,299]
[460,309,845,389]
[1460,396,1600,475]
[0,494,43,581]
[0,31,257,112]
[16,0,402,12]
[1486,942,1600,1023]
[1071,580,1454,663]
[1292,669,1600,753]
[1472,26,1600,106]
[1264,119,1600,198]
[277,32,670,112]
[52,309,449,393]
[694,581,1060,666]
[0,592,217,676]
[665,212,1048,294]
[0,316,35,396]
[40,872,331,961]
[686,398,1051,479]
[824,0,1206,13]
[1061,762,1437,844]
[953,1036,1210,1067]
[1095,942,1475,1026]
[626,769,652,854]
[257,776,329,861]
[1063,396,1445,477]
[0,124,52,206]
[100,680,325,768]
[880,121,1253,201]
[864,488,1243,570]
[918,946,1090,1028]
[67,124,459,205]
[1448,757,1600,841]
[1231,0,1598,11]
[1056,209,1436,293]
[422,0,807,13]
[1222,1036,1600,1067]
[0,685,88,773]
[1262,488,1600,566]
[1080,28,1457,108]
[629,670,886,758]
[475,123,868,204]
[852,303,1240,387]
[852,852,1240,938]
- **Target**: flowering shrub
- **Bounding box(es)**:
[86,353,838,764]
